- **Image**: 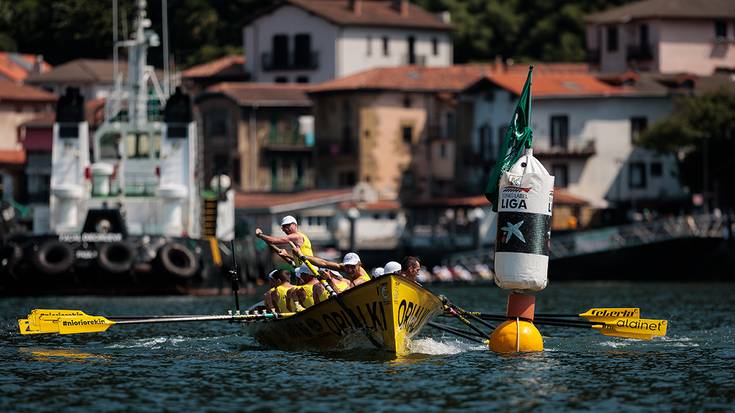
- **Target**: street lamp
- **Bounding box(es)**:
[347,207,360,252]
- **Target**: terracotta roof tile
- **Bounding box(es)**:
[404,195,489,208]
[309,63,594,94]
[554,189,589,206]
[24,59,149,84]
[0,52,52,82]
[339,200,402,210]
[309,65,493,93]
[254,0,452,31]
[489,73,631,97]
[586,0,735,23]
[203,82,312,107]
[182,55,246,79]
[0,149,26,165]
[235,188,354,210]
[0,80,57,102]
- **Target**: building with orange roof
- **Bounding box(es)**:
[307,64,491,201]
[459,65,686,227]
[585,0,735,75]
[195,82,315,192]
[181,55,248,95]
[0,52,51,83]
[0,80,56,205]
[243,0,453,84]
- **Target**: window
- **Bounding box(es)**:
[650,162,662,177]
[432,37,439,56]
[477,124,494,161]
[383,36,390,56]
[272,34,289,68]
[214,154,229,175]
[338,171,356,186]
[407,35,416,64]
[640,24,649,47]
[607,26,618,52]
[498,126,507,152]
[402,126,413,144]
[233,158,241,184]
[552,164,569,188]
[439,142,447,159]
[275,76,288,83]
[629,162,647,189]
[715,20,728,39]
[126,133,150,158]
[631,117,647,143]
[445,112,456,138]
[341,125,352,154]
[296,76,309,83]
[99,132,121,159]
[484,90,495,102]
[294,33,312,68]
[550,115,569,149]
[402,95,412,108]
[367,35,372,56]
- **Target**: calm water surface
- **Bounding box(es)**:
[1,282,734,412]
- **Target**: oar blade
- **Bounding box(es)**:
[580,308,640,322]
[18,319,46,335]
[57,316,115,334]
[593,317,667,339]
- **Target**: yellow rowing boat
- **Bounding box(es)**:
[246,275,442,355]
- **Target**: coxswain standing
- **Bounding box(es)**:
[256,215,313,267]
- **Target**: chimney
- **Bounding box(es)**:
[349,0,362,15]
[392,0,409,17]
[32,55,44,75]
[494,55,505,73]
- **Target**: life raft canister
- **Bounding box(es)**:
[494,148,554,291]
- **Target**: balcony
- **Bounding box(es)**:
[262,51,319,71]
[626,45,653,62]
[534,139,596,159]
[262,129,313,151]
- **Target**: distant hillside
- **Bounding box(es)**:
[0,0,635,67]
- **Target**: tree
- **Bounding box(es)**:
[636,88,735,207]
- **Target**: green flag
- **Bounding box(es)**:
[484,66,534,212]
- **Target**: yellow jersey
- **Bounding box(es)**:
[353,268,371,284]
[294,232,313,266]
[316,282,330,302]
[301,283,315,308]
[331,278,351,293]
[275,285,291,313]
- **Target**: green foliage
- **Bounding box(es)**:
[637,88,735,205]
[415,0,635,63]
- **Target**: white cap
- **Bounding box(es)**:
[281,215,297,226]
[294,264,308,277]
[372,267,384,277]
[383,261,402,275]
[342,252,360,266]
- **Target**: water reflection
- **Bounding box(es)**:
[19,347,111,363]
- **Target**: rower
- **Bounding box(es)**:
[383,261,401,276]
[401,256,421,283]
[269,269,296,313]
[256,216,313,266]
[292,265,320,310]
[263,270,279,312]
[313,268,352,304]
[303,252,372,286]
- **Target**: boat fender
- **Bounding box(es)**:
[32,240,74,275]
[97,242,135,274]
[494,148,553,291]
[157,242,198,279]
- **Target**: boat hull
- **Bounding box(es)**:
[246,275,442,355]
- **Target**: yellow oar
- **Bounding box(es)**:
[475,313,667,340]
[19,310,294,335]
[537,308,641,322]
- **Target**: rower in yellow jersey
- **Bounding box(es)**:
[255,216,313,266]
[312,269,352,304]
[267,269,296,313]
[305,252,372,286]
[290,265,319,310]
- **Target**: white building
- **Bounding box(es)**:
[585,0,735,75]
[243,0,453,84]
[460,65,685,211]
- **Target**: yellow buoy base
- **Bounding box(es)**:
[488,319,543,353]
